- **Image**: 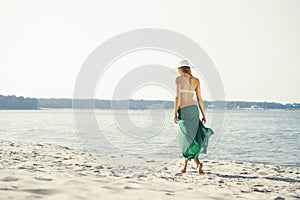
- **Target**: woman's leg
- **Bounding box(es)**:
[181,160,188,173]
[193,158,200,168]
[194,158,204,174]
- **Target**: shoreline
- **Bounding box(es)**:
[0,140,299,199]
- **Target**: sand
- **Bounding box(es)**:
[0,140,299,200]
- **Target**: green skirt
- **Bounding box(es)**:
[177,105,214,161]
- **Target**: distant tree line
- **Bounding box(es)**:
[39,98,176,110]
[38,98,300,110]
[225,101,285,109]
[0,95,299,110]
[38,98,73,108]
[0,95,38,110]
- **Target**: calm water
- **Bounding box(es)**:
[0,109,299,167]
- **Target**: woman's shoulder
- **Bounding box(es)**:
[176,75,199,83]
[190,76,199,84]
[175,75,183,83]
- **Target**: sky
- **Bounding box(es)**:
[0,0,299,104]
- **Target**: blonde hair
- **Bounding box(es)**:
[179,66,193,85]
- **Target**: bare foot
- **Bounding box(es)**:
[197,163,204,174]
[181,160,188,173]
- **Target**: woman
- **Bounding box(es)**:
[174,60,214,174]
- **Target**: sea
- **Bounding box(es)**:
[0,109,299,168]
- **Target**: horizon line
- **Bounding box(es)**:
[1,94,299,105]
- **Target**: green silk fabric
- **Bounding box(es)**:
[177,105,214,161]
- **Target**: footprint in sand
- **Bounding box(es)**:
[0,176,18,182]
[34,177,53,181]
[21,188,60,195]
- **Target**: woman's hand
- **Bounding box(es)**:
[174,115,178,124]
[202,115,206,124]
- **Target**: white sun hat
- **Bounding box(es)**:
[178,59,195,68]
[170,59,195,71]
[179,59,190,67]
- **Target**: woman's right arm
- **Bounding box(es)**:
[195,79,206,124]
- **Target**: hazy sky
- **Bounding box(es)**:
[0,0,299,103]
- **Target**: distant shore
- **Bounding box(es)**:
[1,94,299,110]
[0,140,299,199]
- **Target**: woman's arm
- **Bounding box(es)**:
[174,77,181,124]
[174,97,179,124]
[195,79,206,124]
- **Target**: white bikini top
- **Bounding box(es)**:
[180,89,195,93]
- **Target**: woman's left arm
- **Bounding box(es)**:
[174,77,180,124]
[174,97,178,124]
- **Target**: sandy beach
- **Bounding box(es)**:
[0,140,299,200]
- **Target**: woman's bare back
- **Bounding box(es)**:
[176,75,200,109]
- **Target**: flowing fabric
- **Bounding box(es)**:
[177,105,214,161]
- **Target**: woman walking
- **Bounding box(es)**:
[174,60,214,174]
